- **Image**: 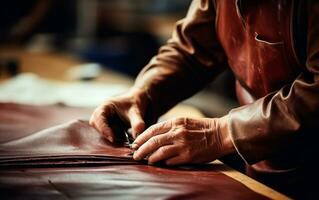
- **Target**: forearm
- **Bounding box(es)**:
[227,73,319,164]
[133,55,219,119]
[133,0,227,119]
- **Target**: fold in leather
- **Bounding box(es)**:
[0,103,93,143]
[0,103,269,199]
[0,103,135,167]
[0,120,132,158]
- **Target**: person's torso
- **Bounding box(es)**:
[214,0,309,197]
[215,0,305,104]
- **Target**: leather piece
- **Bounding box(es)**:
[0,166,269,200]
[0,103,269,199]
[0,103,92,143]
[216,0,300,99]
[0,103,134,166]
[0,120,132,159]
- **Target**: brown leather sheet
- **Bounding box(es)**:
[0,103,93,143]
[0,103,269,199]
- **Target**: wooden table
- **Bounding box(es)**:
[0,47,290,200]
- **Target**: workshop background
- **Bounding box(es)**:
[0,0,238,117]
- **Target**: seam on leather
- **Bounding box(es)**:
[254,32,284,45]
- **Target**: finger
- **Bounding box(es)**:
[147,145,179,165]
[133,133,172,160]
[95,117,115,143]
[127,107,145,139]
[132,121,171,149]
[165,155,188,166]
[89,110,115,143]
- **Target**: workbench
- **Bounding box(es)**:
[0,47,290,199]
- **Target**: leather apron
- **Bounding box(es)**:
[215,0,307,196]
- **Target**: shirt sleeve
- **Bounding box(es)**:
[227,0,319,164]
[134,0,227,119]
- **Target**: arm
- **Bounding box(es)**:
[133,0,227,120]
[90,0,227,141]
[132,0,319,166]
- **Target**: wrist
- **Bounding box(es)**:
[217,115,235,156]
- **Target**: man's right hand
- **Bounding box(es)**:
[89,88,150,143]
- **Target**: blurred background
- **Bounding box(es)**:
[0,0,237,117]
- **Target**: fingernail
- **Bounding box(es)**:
[133,152,140,160]
[131,143,138,150]
[106,135,114,143]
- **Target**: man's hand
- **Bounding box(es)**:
[132,116,235,165]
[89,88,150,143]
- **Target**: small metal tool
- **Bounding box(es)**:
[124,129,133,148]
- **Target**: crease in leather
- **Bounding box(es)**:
[0,103,269,199]
[0,103,135,167]
[0,119,135,167]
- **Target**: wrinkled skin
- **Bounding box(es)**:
[132,117,233,165]
[90,91,234,165]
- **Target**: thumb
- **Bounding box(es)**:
[128,108,146,138]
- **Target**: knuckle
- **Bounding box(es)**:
[179,125,188,133]
[158,121,167,129]
[173,129,183,139]
[166,132,175,141]
[148,122,165,134]
[173,117,185,125]
[148,123,157,131]
[89,116,96,126]
[183,117,191,125]
[158,146,168,156]
[150,136,160,146]
[175,127,187,139]
[102,99,120,112]
[174,117,190,125]
[90,109,100,123]
[101,106,115,117]
[97,99,124,116]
